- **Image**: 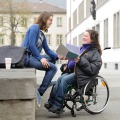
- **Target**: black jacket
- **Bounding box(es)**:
[75,46,102,86]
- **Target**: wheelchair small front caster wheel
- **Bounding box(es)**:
[71,110,76,117]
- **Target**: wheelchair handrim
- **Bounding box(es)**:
[83,77,109,114]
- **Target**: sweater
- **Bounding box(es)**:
[21,24,58,60]
[68,44,92,69]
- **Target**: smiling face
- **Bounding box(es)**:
[82,29,102,55]
[82,31,92,44]
[46,15,53,29]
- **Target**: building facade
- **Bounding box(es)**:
[66,0,120,70]
[0,1,67,63]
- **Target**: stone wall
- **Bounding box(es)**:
[0,69,36,120]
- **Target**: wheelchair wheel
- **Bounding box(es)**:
[64,86,77,110]
[83,76,109,114]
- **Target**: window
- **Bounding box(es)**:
[78,1,84,23]
[96,0,108,7]
[96,24,100,35]
[57,17,62,27]
[0,34,4,45]
[21,17,27,27]
[22,34,25,40]
[92,24,100,40]
[104,19,108,48]
[78,33,84,46]
[69,17,71,32]
[86,0,91,17]
[56,59,62,64]
[21,34,25,44]
[56,34,63,45]
[73,9,77,27]
[46,34,51,45]
[0,17,3,26]
[73,36,77,45]
[115,63,118,70]
[104,63,107,69]
[113,11,120,48]
[92,26,95,30]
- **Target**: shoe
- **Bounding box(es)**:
[36,90,42,108]
[44,102,52,110]
[49,105,63,114]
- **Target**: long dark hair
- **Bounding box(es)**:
[35,11,53,32]
[86,29,102,55]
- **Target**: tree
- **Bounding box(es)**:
[0,0,32,45]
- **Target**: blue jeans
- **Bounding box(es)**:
[24,54,58,95]
[48,73,75,108]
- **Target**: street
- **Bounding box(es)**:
[35,66,120,120]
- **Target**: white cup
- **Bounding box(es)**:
[5,58,12,69]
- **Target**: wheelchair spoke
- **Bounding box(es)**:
[64,76,109,115]
[83,76,109,114]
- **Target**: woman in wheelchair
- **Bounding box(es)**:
[44,29,102,114]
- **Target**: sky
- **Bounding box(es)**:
[14,0,66,9]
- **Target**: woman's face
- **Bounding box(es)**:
[82,31,92,44]
[46,16,53,29]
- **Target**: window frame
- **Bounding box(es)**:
[57,17,63,27]
[46,34,52,45]
[56,34,63,45]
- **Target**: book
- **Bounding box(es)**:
[56,43,80,59]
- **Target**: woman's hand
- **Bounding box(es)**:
[40,58,50,68]
[74,56,80,63]
[58,55,66,60]
[63,65,67,71]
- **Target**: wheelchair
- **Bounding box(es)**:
[62,75,109,117]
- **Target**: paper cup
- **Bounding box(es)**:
[5,58,12,69]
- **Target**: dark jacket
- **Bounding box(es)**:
[75,46,102,86]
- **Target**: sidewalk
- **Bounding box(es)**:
[35,65,120,120]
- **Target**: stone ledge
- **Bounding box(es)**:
[0,99,35,120]
[0,69,36,100]
[0,68,36,78]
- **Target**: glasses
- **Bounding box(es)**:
[48,19,53,22]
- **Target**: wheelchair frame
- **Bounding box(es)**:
[48,75,109,117]
[62,75,109,117]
